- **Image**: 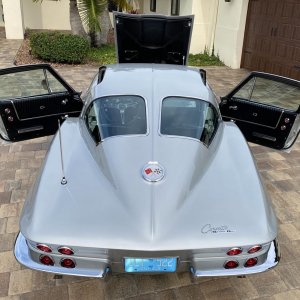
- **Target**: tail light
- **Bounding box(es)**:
[37,244,52,253]
[39,255,54,266]
[61,258,76,268]
[224,260,239,269]
[248,245,262,254]
[226,247,242,256]
[58,247,74,255]
[245,257,258,267]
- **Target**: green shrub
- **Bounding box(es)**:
[30,32,90,64]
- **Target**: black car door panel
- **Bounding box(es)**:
[220,72,300,150]
[0,64,83,142]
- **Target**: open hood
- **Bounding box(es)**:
[114,13,194,65]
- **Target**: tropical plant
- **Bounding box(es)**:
[32,0,132,46]
[78,0,106,47]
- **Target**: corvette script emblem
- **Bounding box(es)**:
[142,162,165,182]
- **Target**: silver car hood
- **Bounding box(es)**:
[20,119,277,251]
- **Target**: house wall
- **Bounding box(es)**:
[143,0,171,15]
[22,0,70,31]
[214,0,249,68]
[2,0,24,38]
[189,0,218,54]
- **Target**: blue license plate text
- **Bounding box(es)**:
[124,257,177,273]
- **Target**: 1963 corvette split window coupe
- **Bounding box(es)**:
[0,13,299,278]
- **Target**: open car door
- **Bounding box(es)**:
[0,64,83,142]
[220,72,300,150]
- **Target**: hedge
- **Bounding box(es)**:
[30,32,90,64]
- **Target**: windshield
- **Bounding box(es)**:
[86,95,147,140]
[160,97,219,145]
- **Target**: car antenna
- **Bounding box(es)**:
[58,118,67,185]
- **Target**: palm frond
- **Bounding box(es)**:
[78,0,106,33]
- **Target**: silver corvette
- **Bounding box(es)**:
[0,13,299,278]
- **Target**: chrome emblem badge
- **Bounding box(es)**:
[142,162,165,182]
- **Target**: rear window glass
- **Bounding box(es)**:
[161,97,219,145]
[86,95,147,139]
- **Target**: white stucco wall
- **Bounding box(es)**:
[143,0,171,15]
[214,0,249,68]
[22,0,70,31]
[189,0,217,54]
[2,0,24,38]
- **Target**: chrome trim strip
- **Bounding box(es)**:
[18,126,44,134]
[222,110,284,130]
[191,239,280,277]
[14,232,109,278]
[0,115,9,140]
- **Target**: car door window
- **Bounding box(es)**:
[234,76,300,111]
[0,69,67,100]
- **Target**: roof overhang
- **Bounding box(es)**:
[114,13,194,66]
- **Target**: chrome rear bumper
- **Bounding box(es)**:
[15,232,280,278]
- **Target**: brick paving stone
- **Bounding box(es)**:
[68,279,105,300]
[0,192,11,204]
[4,180,22,193]
[276,261,300,289]
[198,279,239,300]
[249,270,288,297]
[0,273,10,297]
[271,289,300,300]
[104,275,138,299]
[8,270,33,296]
[280,224,300,241]
[30,271,56,292]
[6,217,19,234]
[174,284,206,300]
[0,217,7,234]
[0,181,5,192]
[0,233,16,252]
[229,277,259,299]
[134,274,180,295]
[19,286,68,300]
[0,251,21,273]
[10,191,27,204]
[0,204,18,218]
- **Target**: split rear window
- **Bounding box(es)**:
[160,97,219,145]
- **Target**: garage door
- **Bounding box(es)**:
[241,0,300,80]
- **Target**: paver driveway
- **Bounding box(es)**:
[0,38,299,300]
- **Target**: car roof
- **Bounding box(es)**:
[92,64,213,105]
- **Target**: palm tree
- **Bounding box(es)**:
[99,0,132,45]
[78,0,106,47]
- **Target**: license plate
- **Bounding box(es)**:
[124,257,177,273]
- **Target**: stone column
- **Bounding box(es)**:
[2,0,25,39]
